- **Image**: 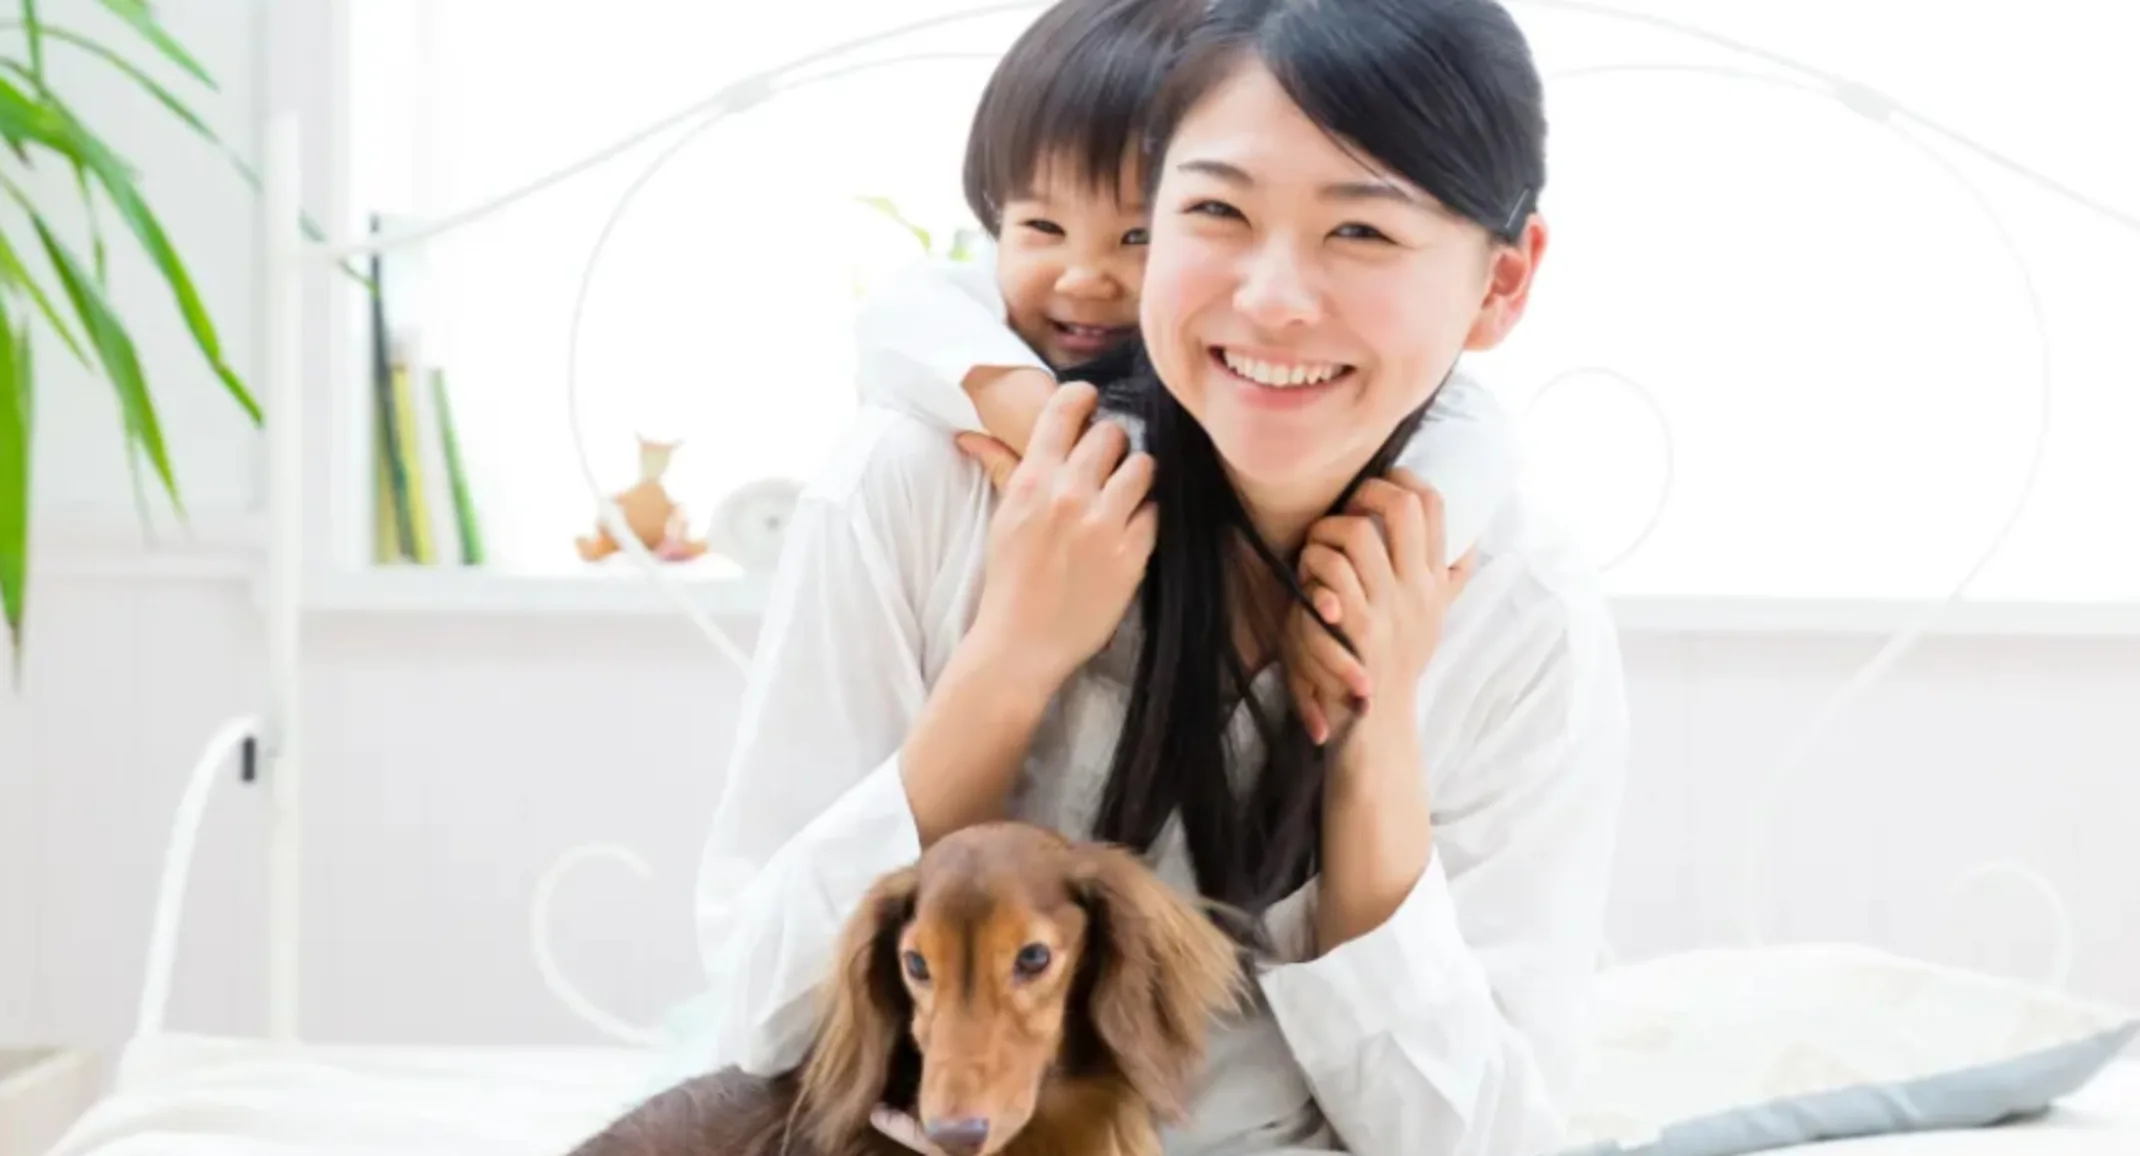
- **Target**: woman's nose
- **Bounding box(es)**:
[1233,245,1320,329]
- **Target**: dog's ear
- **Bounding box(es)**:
[801,864,919,1144]
[1070,844,1249,1121]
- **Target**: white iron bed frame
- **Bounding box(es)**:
[125,0,2124,1099]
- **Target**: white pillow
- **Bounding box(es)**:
[1560,944,2138,1155]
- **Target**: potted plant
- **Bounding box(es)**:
[0,1,340,685]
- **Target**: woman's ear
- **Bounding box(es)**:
[1070,844,1249,1121]
[1464,214,1548,352]
[801,865,920,1145]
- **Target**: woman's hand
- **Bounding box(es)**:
[1283,470,1475,745]
[957,381,1158,694]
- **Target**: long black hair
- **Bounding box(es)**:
[1078,0,1550,921]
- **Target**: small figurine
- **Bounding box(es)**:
[576,435,709,563]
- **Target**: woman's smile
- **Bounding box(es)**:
[1207,345,1357,410]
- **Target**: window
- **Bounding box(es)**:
[342,0,2140,606]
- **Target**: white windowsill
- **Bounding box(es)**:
[34,506,2140,637]
[302,562,773,618]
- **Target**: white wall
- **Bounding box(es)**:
[4,2,2136,1051]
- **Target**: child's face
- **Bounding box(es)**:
[993,154,1150,369]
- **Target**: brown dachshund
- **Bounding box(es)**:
[564,821,1249,1156]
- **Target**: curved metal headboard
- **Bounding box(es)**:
[140,0,2124,1047]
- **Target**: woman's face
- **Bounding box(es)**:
[1139,57,1545,538]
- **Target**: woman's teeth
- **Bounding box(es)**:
[1220,349,1349,388]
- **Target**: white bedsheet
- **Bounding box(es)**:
[39,1033,2140,1156]
[43,1034,658,1156]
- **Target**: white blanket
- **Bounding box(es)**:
[40,1032,2140,1156]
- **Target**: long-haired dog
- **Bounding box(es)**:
[565,821,1248,1156]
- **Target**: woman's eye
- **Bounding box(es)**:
[1121,226,1150,246]
[1019,218,1064,237]
[1013,943,1052,977]
[902,950,930,982]
[1183,199,1243,221]
[1332,222,1394,243]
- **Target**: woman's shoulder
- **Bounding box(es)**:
[1455,487,1624,674]
[798,403,997,584]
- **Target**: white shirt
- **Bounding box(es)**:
[682,261,1631,1156]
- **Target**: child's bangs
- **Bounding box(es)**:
[962,0,1197,232]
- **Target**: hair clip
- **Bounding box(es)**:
[1502,187,1532,233]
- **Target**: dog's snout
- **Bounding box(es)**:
[923,1116,990,1155]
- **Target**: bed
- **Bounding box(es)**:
[37,1031,2140,1156]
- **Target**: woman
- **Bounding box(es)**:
[689,0,1628,1152]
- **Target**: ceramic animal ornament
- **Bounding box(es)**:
[575,435,710,563]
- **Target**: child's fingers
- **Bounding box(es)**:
[953,432,1021,493]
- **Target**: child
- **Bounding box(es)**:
[850,0,1518,571]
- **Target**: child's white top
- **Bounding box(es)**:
[683,265,1629,1156]
[851,258,1519,561]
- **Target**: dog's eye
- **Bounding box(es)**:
[1013,943,1051,977]
[902,950,930,983]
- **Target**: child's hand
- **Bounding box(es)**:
[962,366,1062,459]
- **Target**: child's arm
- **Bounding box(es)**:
[1392,369,1519,562]
[852,258,1058,455]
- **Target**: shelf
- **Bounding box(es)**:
[302,560,773,618]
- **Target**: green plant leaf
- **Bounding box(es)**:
[33,28,368,289]
[856,194,932,253]
[5,80,260,424]
[70,148,108,280]
[21,0,45,83]
[0,299,29,684]
[27,209,181,516]
[38,26,207,135]
[83,165,250,420]
[0,69,70,145]
[0,228,88,366]
[91,0,213,90]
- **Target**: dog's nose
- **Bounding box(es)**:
[923,1116,990,1155]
